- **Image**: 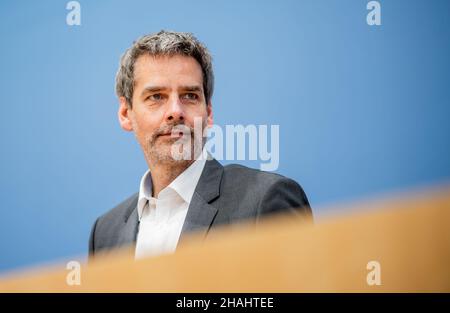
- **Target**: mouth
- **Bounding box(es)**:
[158,131,185,138]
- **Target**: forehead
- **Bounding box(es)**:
[133,54,203,89]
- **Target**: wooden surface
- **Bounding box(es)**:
[1,185,449,292]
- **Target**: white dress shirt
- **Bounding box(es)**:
[135,152,208,259]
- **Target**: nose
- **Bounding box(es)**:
[165,95,184,123]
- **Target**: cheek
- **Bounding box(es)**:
[133,113,159,132]
[186,108,209,125]
[131,120,157,146]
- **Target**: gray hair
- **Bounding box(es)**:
[115,30,214,107]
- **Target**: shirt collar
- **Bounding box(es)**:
[169,150,207,204]
[137,169,153,220]
[137,148,209,221]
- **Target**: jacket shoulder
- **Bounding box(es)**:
[218,163,312,221]
[96,192,139,225]
[89,193,138,257]
[222,163,290,187]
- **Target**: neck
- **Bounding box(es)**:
[147,159,195,198]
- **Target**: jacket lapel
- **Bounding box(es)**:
[179,158,223,243]
[119,158,224,246]
[117,195,139,247]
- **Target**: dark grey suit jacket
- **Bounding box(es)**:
[89,158,312,258]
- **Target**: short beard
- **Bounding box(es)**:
[144,122,206,168]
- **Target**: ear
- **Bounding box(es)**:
[206,102,213,128]
[118,97,134,132]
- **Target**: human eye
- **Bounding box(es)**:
[147,93,163,101]
[181,93,199,101]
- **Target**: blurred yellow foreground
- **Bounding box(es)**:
[1,185,449,292]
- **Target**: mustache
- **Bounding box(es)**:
[150,123,195,141]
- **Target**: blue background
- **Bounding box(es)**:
[1,0,449,273]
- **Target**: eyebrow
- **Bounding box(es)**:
[180,85,203,93]
[140,85,203,96]
[140,86,167,95]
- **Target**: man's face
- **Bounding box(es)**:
[118,54,213,165]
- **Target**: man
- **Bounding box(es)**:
[89,30,312,259]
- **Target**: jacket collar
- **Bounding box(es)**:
[178,157,223,242]
[119,157,224,247]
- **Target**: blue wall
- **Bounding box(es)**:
[1,0,449,272]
